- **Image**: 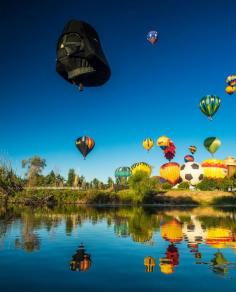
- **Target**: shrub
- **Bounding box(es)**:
[0,165,23,196]
[196,178,219,191]
[161,182,172,190]
[178,182,190,190]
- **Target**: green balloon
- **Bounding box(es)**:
[204,137,221,154]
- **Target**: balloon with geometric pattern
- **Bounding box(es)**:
[143,138,154,152]
[199,95,221,120]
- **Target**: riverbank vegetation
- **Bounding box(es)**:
[1,155,236,206]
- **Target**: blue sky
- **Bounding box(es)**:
[1,0,236,182]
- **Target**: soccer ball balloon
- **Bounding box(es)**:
[180,162,204,186]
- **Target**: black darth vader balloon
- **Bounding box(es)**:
[56,20,111,91]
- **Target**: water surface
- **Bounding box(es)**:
[1,205,236,291]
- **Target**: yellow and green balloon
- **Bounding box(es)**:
[204,137,221,156]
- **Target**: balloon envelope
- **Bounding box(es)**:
[189,145,197,155]
[131,162,152,176]
[115,167,131,178]
[199,95,221,119]
[143,138,154,152]
[204,137,221,154]
[56,20,111,88]
[147,31,159,44]
[201,159,227,179]
[75,136,95,159]
[157,136,170,150]
[160,162,180,185]
[184,155,194,163]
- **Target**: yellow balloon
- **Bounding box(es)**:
[157,136,170,150]
[131,162,152,176]
[225,85,235,95]
[143,138,154,151]
[160,162,180,185]
[201,159,227,179]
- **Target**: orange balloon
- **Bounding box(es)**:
[225,86,234,95]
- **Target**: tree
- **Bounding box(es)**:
[22,156,46,186]
[78,175,85,188]
[92,178,99,189]
[67,169,76,186]
[107,177,114,188]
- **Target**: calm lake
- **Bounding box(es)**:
[1,205,236,291]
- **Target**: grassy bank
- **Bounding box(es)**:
[4,188,236,206]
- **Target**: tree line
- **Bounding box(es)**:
[0,155,127,197]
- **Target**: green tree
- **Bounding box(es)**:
[92,178,100,189]
[178,181,190,190]
[67,169,76,186]
[0,163,23,196]
[107,177,114,188]
[22,156,46,186]
[128,171,158,201]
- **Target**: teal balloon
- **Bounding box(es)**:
[199,95,221,119]
[115,167,131,178]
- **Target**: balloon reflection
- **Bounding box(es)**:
[159,244,179,275]
[1,205,236,277]
[144,256,156,272]
[70,243,92,272]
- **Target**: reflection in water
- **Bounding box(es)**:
[160,244,179,275]
[1,205,236,280]
[144,256,156,272]
[161,218,183,244]
[15,213,40,253]
[70,243,92,272]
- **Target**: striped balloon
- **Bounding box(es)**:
[199,95,221,120]
[143,138,154,152]
[160,162,180,185]
[75,136,95,159]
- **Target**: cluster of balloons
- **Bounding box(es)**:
[115,162,152,180]
[184,145,197,162]
[157,136,176,161]
[199,74,236,120]
[225,75,236,95]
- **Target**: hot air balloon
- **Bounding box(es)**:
[160,162,180,185]
[199,95,221,120]
[75,136,95,159]
[157,136,170,150]
[226,75,236,95]
[147,31,159,44]
[131,162,152,176]
[201,159,228,179]
[189,145,197,155]
[164,141,176,161]
[180,162,204,185]
[204,137,221,156]
[184,155,194,163]
[56,20,111,91]
[115,167,131,179]
[143,138,154,152]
